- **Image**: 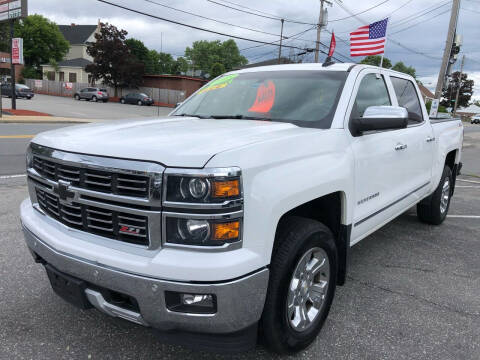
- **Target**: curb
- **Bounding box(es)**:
[0,116,94,124]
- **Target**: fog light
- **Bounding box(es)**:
[165,291,217,314]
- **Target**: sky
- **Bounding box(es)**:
[29,0,480,101]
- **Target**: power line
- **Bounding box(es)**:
[240,26,316,51]
[143,0,285,38]
[96,0,311,52]
[462,7,480,14]
[329,0,393,22]
[387,0,415,16]
[389,8,451,35]
[389,0,452,29]
[206,0,316,25]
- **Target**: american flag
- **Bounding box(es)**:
[350,18,389,57]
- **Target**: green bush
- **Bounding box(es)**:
[21,66,41,80]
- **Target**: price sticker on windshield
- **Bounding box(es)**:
[248,81,275,113]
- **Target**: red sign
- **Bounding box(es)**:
[11,37,23,64]
[248,81,275,113]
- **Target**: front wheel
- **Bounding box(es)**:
[138,100,143,106]
[91,96,97,102]
[417,166,453,225]
[261,216,337,354]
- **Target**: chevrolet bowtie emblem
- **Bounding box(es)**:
[54,180,75,202]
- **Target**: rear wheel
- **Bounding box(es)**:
[261,216,337,354]
[120,98,125,104]
[74,94,80,100]
[138,100,143,106]
[91,95,97,102]
[417,166,453,225]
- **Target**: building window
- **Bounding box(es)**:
[47,71,55,81]
[59,72,65,82]
[69,73,77,83]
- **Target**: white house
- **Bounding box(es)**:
[41,22,100,84]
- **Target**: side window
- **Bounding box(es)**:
[351,73,391,118]
[390,77,423,123]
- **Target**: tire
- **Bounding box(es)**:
[120,99,125,104]
[138,100,143,106]
[91,96,97,102]
[417,166,453,225]
[261,216,337,354]
[74,94,80,100]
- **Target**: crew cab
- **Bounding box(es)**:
[20,63,463,354]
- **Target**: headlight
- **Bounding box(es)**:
[163,167,243,248]
[164,168,242,203]
[165,217,241,247]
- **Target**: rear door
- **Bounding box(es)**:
[347,69,414,242]
[388,75,434,199]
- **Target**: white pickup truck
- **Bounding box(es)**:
[21,63,463,354]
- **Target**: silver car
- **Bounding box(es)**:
[74,87,109,102]
[471,115,480,124]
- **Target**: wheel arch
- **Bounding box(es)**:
[273,191,350,286]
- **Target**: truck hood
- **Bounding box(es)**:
[32,117,306,167]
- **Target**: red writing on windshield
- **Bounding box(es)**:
[248,81,275,113]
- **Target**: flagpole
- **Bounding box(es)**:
[380,17,390,68]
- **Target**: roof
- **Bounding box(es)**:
[242,57,294,69]
[57,58,92,68]
[58,25,97,44]
[418,83,435,98]
[235,62,356,74]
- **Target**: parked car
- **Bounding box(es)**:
[120,93,154,106]
[1,83,34,99]
[74,87,109,102]
[21,63,463,354]
[471,115,480,124]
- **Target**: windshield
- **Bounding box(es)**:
[172,70,348,128]
[140,93,148,97]
[16,84,29,89]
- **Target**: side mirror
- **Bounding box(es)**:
[351,106,408,136]
[175,102,182,108]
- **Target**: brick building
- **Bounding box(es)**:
[0,52,24,82]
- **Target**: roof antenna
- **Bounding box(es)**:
[322,56,335,67]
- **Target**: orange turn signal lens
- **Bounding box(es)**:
[212,221,240,241]
[212,179,240,198]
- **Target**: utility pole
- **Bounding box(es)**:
[434,0,461,99]
[10,19,16,110]
[315,0,332,63]
[278,19,285,64]
[453,54,465,117]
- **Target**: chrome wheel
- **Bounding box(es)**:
[287,247,330,332]
[440,178,450,214]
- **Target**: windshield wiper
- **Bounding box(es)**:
[209,115,272,121]
[174,113,209,119]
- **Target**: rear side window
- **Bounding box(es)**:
[351,73,391,118]
[390,77,423,123]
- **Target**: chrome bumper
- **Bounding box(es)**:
[22,225,269,334]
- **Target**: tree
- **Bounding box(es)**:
[14,15,69,70]
[86,23,144,96]
[210,62,225,78]
[441,71,474,109]
[391,61,416,78]
[185,39,247,73]
[173,57,189,74]
[126,38,154,74]
[0,22,9,52]
[149,50,176,74]
[360,55,392,69]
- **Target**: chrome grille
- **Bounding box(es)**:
[33,156,150,198]
[36,188,149,246]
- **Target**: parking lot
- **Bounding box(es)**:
[1,94,172,120]
[1,122,479,359]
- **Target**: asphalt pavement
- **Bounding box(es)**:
[1,94,172,119]
[1,174,479,359]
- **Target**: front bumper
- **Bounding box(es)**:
[22,224,269,334]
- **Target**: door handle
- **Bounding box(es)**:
[395,144,407,151]
[426,136,436,142]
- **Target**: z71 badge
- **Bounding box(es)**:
[119,226,141,235]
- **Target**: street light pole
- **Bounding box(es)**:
[314,0,325,63]
[10,19,16,110]
[434,0,461,99]
[278,19,284,64]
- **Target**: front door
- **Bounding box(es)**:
[347,70,413,243]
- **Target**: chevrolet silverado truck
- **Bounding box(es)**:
[21,63,463,354]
